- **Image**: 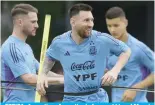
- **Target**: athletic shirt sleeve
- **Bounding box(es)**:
[100,33,129,56]
[2,43,31,78]
[46,36,60,61]
[137,42,154,73]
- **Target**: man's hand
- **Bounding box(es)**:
[102,49,131,86]
[36,74,48,96]
[101,69,118,86]
[104,69,109,74]
[121,89,137,102]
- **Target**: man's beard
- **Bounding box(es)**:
[78,29,91,39]
[22,28,32,36]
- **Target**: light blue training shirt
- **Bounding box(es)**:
[106,34,154,102]
[46,30,129,102]
[1,35,39,102]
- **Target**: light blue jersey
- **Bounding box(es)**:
[46,30,129,102]
[1,35,39,102]
[107,34,154,102]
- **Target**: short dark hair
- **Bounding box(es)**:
[105,7,126,19]
[68,3,92,18]
[11,3,38,19]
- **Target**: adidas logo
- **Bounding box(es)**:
[64,51,70,56]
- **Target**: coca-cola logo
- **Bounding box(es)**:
[71,60,95,71]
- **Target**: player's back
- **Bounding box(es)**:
[1,36,37,102]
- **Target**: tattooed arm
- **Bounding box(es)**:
[37,57,64,96]
[42,57,55,75]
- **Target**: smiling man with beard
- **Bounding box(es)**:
[37,3,131,102]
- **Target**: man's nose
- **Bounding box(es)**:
[88,21,94,28]
[35,23,39,28]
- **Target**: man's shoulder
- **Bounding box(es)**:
[129,34,152,55]
[52,31,71,42]
[91,30,109,37]
[2,37,25,55]
[1,40,14,58]
[136,41,152,54]
[2,37,12,50]
[2,36,22,47]
[129,35,145,48]
[91,30,116,43]
[92,30,111,38]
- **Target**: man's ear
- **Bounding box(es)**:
[125,18,128,27]
[18,19,23,26]
[70,17,75,27]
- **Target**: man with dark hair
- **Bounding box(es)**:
[37,3,131,102]
[105,7,154,102]
[1,3,64,102]
[68,3,93,18]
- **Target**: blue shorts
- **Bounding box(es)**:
[63,88,109,102]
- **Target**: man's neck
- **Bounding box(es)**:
[12,27,27,42]
[71,30,84,45]
[119,31,128,43]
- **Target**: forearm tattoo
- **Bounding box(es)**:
[42,57,55,75]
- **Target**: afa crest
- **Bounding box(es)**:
[89,46,97,56]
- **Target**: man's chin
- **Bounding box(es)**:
[84,32,91,37]
[31,34,36,36]
[113,35,120,39]
[83,34,90,38]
